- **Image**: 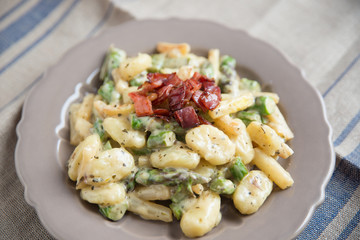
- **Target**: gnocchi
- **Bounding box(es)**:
[69,94,95,145]
[77,147,135,187]
[150,142,200,169]
[68,134,102,182]
[180,191,221,238]
[114,53,152,81]
[193,159,217,179]
[233,170,273,214]
[185,125,235,165]
[80,182,127,206]
[214,115,254,164]
[103,117,146,148]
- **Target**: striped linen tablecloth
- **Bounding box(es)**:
[0,0,359,239]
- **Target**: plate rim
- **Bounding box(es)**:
[15,18,335,240]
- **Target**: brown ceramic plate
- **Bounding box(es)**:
[15,19,334,240]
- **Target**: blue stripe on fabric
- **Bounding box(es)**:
[334,110,360,147]
[323,53,360,98]
[0,0,79,75]
[296,160,360,239]
[345,143,360,167]
[0,0,28,22]
[338,209,360,240]
[0,0,63,55]
[0,0,113,115]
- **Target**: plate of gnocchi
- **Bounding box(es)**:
[15,19,334,240]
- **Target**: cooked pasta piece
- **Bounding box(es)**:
[93,100,134,118]
[138,155,151,167]
[69,94,95,145]
[177,66,194,80]
[252,148,293,189]
[214,115,254,164]
[267,105,294,141]
[150,142,200,169]
[114,78,129,92]
[208,49,220,83]
[135,185,171,201]
[68,134,102,181]
[157,42,190,56]
[120,86,138,104]
[127,192,173,222]
[233,170,273,214]
[208,92,254,119]
[180,191,221,238]
[103,117,146,148]
[77,147,135,187]
[247,121,293,159]
[278,142,294,159]
[114,53,152,81]
[193,159,217,179]
[80,182,127,206]
[185,125,235,165]
[77,94,95,120]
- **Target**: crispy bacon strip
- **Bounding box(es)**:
[168,84,187,111]
[191,90,207,112]
[153,108,170,116]
[202,81,221,99]
[152,85,172,105]
[128,72,221,128]
[199,92,220,110]
[128,92,153,117]
[174,106,200,129]
[163,73,182,87]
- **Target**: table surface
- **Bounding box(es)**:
[0,0,359,239]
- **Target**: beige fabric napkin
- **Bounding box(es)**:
[0,1,133,238]
[1,0,359,239]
